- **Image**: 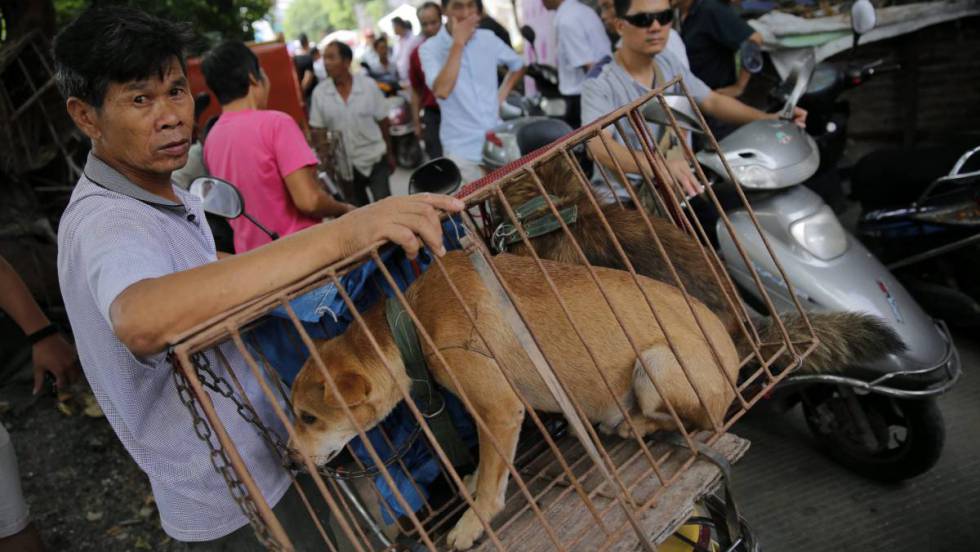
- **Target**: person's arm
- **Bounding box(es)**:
[301,69,315,95]
[284,164,354,218]
[110,194,465,357]
[371,82,396,170]
[701,90,806,126]
[410,87,423,138]
[431,15,479,99]
[493,33,527,104]
[0,256,79,393]
[497,66,526,104]
[714,32,763,97]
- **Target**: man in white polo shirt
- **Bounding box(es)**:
[544,0,612,128]
[53,7,462,550]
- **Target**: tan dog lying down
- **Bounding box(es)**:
[291,251,738,550]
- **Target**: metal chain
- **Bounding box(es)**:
[170,353,285,552]
[186,350,426,481]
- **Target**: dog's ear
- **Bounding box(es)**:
[322,372,372,408]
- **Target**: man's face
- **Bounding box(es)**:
[419,7,442,38]
[617,0,672,56]
[599,0,618,36]
[84,57,193,179]
[374,40,389,58]
[324,45,350,79]
[446,0,478,24]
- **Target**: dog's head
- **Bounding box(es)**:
[289,332,395,467]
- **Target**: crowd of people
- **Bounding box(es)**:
[0,0,810,550]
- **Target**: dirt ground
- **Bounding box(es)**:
[1,342,188,551]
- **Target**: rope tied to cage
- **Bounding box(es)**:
[491,194,579,253]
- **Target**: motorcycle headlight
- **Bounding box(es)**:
[732,164,780,189]
[789,205,848,260]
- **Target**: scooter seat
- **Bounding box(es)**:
[516,119,573,156]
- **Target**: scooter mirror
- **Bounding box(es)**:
[851,0,877,36]
[740,40,764,75]
[779,49,816,120]
[641,94,704,134]
[409,158,463,196]
[520,25,536,46]
[189,176,244,219]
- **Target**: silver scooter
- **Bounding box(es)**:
[652,0,960,480]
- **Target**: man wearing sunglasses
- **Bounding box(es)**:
[581,0,805,199]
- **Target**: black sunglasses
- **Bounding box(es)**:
[622,9,674,28]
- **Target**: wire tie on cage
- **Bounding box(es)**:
[492,194,578,253]
[384,296,474,468]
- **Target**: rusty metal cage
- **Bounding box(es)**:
[168,80,819,551]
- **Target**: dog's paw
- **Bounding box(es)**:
[462,469,478,497]
[446,508,484,550]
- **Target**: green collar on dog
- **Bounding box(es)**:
[492,194,578,252]
[384,296,473,468]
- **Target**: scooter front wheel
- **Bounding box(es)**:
[801,385,945,481]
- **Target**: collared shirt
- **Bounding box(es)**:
[679,0,754,89]
[57,153,290,541]
[420,26,525,162]
[554,0,612,96]
[582,50,711,197]
[309,73,388,176]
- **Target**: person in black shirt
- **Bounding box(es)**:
[292,32,318,105]
[675,0,761,98]
[476,0,512,48]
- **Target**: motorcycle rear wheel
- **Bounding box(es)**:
[802,385,945,481]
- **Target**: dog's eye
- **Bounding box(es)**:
[299,411,317,425]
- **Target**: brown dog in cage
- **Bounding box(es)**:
[497,156,906,374]
[290,251,739,550]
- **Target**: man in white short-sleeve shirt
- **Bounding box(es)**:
[544,0,612,128]
[420,0,525,182]
[310,40,394,205]
[52,6,463,549]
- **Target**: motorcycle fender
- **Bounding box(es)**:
[717,189,948,367]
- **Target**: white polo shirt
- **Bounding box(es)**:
[309,73,389,176]
[554,0,612,96]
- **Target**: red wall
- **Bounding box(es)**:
[186,41,308,134]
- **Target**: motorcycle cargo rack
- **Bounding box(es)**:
[167,77,818,551]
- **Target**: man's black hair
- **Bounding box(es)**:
[299,33,309,47]
[475,0,486,15]
[201,41,263,106]
[373,35,388,48]
[418,2,443,17]
[613,0,633,17]
[327,41,353,63]
[392,17,411,32]
[52,6,195,108]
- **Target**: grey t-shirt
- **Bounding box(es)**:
[581,49,712,198]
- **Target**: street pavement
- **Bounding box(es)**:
[731,332,978,551]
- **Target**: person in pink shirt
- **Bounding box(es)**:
[202,41,353,253]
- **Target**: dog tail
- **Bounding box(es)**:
[745,311,906,375]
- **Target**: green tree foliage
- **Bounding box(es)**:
[53,0,273,46]
[283,0,391,43]
[283,0,353,41]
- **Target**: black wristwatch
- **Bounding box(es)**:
[26,323,59,345]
